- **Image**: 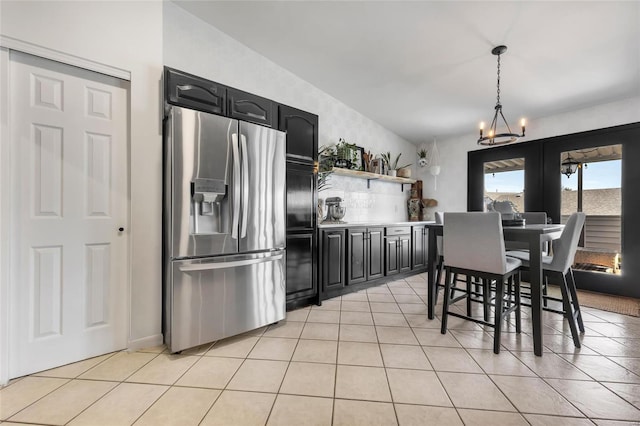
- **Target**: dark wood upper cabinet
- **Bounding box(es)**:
[227,88,275,127]
[278,104,318,163]
[165,67,226,115]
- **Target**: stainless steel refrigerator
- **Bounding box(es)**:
[164,106,286,353]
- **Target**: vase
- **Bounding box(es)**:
[317,198,325,222]
[408,198,421,221]
[387,170,397,177]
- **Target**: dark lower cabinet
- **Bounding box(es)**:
[321,229,346,295]
[385,237,400,276]
[386,233,411,275]
[286,233,316,308]
[347,227,384,285]
[412,225,427,270]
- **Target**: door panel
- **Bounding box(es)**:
[368,227,384,279]
[227,87,275,127]
[400,235,411,272]
[170,251,285,352]
[412,226,426,269]
[348,228,367,285]
[277,105,318,164]
[286,233,316,300]
[9,52,128,378]
[386,237,399,275]
[322,230,345,291]
[239,122,286,252]
[169,107,237,258]
[286,163,316,230]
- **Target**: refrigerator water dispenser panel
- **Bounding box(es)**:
[191,178,227,235]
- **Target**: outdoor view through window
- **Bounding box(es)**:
[484,158,525,213]
[561,145,622,275]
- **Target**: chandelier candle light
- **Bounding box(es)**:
[478,45,526,146]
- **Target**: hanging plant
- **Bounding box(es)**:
[417,148,428,167]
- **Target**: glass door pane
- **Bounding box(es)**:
[484,158,525,213]
[560,144,622,275]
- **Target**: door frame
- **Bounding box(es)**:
[0,41,132,385]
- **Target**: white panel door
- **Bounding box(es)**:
[9,52,129,378]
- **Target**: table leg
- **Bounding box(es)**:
[529,234,544,356]
[427,228,438,319]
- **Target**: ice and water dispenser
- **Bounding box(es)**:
[191,178,227,235]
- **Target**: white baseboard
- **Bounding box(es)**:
[127,333,164,351]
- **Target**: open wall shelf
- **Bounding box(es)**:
[331,167,416,191]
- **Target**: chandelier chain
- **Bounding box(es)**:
[496,53,501,106]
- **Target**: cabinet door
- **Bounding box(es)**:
[347,228,367,285]
[227,88,275,127]
[322,229,345,291]
[368,227,384,280]
[278,104,318,164]
[286,233,317,301]
[400,235,412,272]
[165,67,226,115]
[385,237,399,275]
[286,163,316,231]
[412,226,426,270]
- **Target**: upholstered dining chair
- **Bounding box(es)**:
[506,212,586,348]
[441,212,522,354]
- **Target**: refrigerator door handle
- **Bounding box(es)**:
[231,133,241,239]
[178,253,284,272]
[240,134,249,238]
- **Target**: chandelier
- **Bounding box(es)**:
[478,45,526,146]
[561,153,581,178]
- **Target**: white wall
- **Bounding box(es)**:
[0,1,164,348]
[418,96,640,213]
[163,2,418,223]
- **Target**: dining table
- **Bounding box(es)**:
[425,222,564,356]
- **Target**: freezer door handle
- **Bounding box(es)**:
[178,253,284,272]
[231,133,240,239]
[240,134,249,238]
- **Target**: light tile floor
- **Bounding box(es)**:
[2,273,640,425]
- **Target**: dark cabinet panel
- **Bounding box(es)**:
[286,233,316,301]
[278,104,318,163]
[412,226,427,270]
[386,237,399,276]
[227,88,275,127]
[368,228,384,280]
[286,163,316,231]
[322,229,345,291]
[347,228,367,285]
[400,235,411,272]
[165,67,226,115]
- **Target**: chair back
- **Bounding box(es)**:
[444,212,508,275]
[521,212,547,225]
[547,212,586,273]
[505,212,548,251]
[435,211,444,256]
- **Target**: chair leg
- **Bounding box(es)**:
[441,268,453,335]
[493,278,504,354]
[558,271,581,348]
[466,275,472,317]
[435,256,444,302]
[543,275,548,308]
[515,271,522,334]
[482,278,490,322]
[566,268,585,333]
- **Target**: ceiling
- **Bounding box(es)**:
[484,144,622,174]
[173,1,640,145]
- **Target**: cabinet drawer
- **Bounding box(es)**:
[386,226,411,236]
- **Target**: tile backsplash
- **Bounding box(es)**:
[319,175,410,223]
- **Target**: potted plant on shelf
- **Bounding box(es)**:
[380,152,411,177]
[335,138,358,169]
[417,148,428,167]
[317,145,336,223]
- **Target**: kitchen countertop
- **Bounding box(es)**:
[318,220,435,228]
